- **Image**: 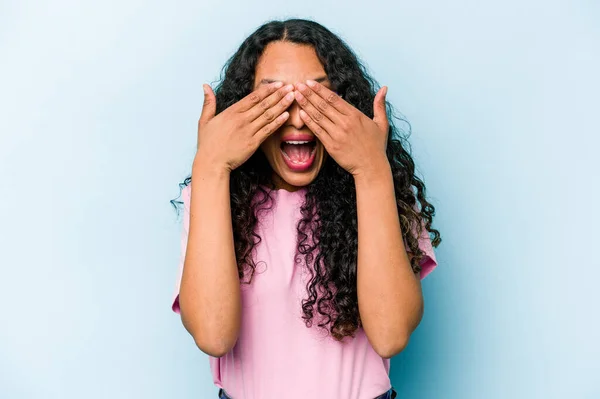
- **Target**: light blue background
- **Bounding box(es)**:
[1,1,598,398]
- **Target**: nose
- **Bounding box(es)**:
[284,97,305,130]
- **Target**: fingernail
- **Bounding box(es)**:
[383,86,388,96]
[285,84,294,91]
[202,84,208,95]
[285,92,294,101]
[297,83,307,91]
[306,80,317,87]
[273,81,284,88]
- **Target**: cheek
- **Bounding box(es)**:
[318,142,328,158]
[259,136,278,157]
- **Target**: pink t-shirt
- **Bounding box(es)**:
[172,183,438,399]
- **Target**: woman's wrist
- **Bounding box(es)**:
[192,156,231,179]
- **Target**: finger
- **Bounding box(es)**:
[236,81,284,113]
[305,79,352,116]
[247,84,294,123]
[372,86,389,133]
[299,109,332,147]
[250,89,295,131]
[253,111,290,144]
[199,84,217,127]
[295,82,344,125]
[293,90,336,133]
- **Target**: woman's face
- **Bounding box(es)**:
[255,41,330,192]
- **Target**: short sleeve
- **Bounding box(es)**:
[415,222,438,280]
[171,183,192,314]
[406,218,438,280]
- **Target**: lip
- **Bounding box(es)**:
[280,133,316,143]
[280,143,317,172]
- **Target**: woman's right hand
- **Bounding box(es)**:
[194,81,295,172]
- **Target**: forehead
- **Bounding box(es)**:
[254,41,327,86]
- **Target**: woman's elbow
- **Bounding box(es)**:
[180,307,239,357]
[183,317,239,357]
[193,333,237,358]
[373,333,410,359]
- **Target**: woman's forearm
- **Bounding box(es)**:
[179,160,241,357]
[354,160,424,359]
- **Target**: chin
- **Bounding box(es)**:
[274,169,318,189]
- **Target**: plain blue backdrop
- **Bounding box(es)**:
[1,1,598,398]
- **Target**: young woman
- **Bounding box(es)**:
[170,18,442,399]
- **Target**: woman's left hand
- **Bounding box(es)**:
[294,80,390,177]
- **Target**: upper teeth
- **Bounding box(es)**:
[284,140,311,144]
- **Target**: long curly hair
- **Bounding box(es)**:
[171,18,442,342]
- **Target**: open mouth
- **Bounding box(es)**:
[280,139,317,171]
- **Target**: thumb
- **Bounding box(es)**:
[372,86,389,133]
[199,84,217,126]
